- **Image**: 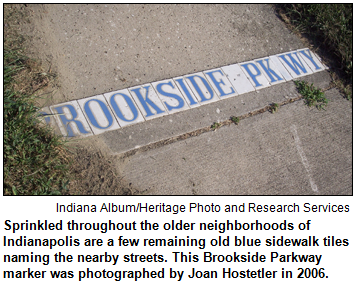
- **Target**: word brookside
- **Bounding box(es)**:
[40,48,327,137]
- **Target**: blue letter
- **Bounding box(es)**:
[84,99,113,129]
[156,82,185,111]
[110,93,138,122]
[256,59,283,83]
[186,75,214,102]
[278,52,307,75]
[205,70,236,97]
[174,78,198,106]
[240,63,262,87]
[39,111,51,125]
[54,105,90,137]
[299,49,321,70]
[130,86,165,118]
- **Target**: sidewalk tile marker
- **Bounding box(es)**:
[297,48,325,72]
[269,55,293,81]
[173,76,201,108]
[277,51,313,78]
[39,107,62,136]
[151,79,190,114]
[204,68,238,100]
[77,95,121,135]
[103,89,145,127]
[240,60,271,89]
[50,100,93,137]
[183,72,220,105]
[129,84,168,120]
[311,50,329,69]
[39,106,54,126]
[42,49,329,138]
[254,57,286,85]
[221,63,255,94]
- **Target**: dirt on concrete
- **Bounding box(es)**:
[67,145,137,195]
[15,4,304,105]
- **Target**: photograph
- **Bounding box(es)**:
[4,4,352,196]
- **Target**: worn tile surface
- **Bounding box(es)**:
[203,68,238,100]
[129,84,168,120]
[78,95,121,135]
[183,72,220,105]
[103,89,145,127]
[151,79,190,114]
[221,63,256,95]
[50,100,93,137]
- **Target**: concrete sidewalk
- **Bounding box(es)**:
[24,4,352,195]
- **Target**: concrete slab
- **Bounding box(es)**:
[27,4,304,105]
[121,88,351,195]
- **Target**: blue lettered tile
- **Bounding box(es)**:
[183,72,220,105]
[269,55,293,81]
[277,51,313,78]
[173,76,201,108]
[129,84,168,120]
[50,101,93,138]
[103,89,145,127]
[151,79,190,114]
[38,107,61,135]
[297,48,326,72]
[78,95,121,135]
[312,51,329,70]
[203,68,238,100]
[221,64,255,94]
[254,57,286,85]
[239,60,271,89]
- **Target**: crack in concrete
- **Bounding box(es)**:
[117,93,314,159]
[117,85,337,159]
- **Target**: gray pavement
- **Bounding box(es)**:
[122,87,352,195]
[28,4,304,105]
[25,4,352,195]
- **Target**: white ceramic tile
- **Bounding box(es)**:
[297,48,326,72]
[77,95,121,135]
[269,55,293,81]
[129,84,168,120]
[151,79,190,114]
[221,63,255,94]
[239,60,271,89]
[277,51,313,78]
[50,100,93,138]
[203,68,238,99]
[173,76,201,108]
[183,72,220,105]
[254,57,286,85]
[38,106,55,127]
[38,107,62,136]
[103,89,145,127]
[312,51,329,69]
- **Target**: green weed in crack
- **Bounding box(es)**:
[211,122,221,131]
[295,80,328,110]
[231,116,240,125]
[270,103,279,114]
